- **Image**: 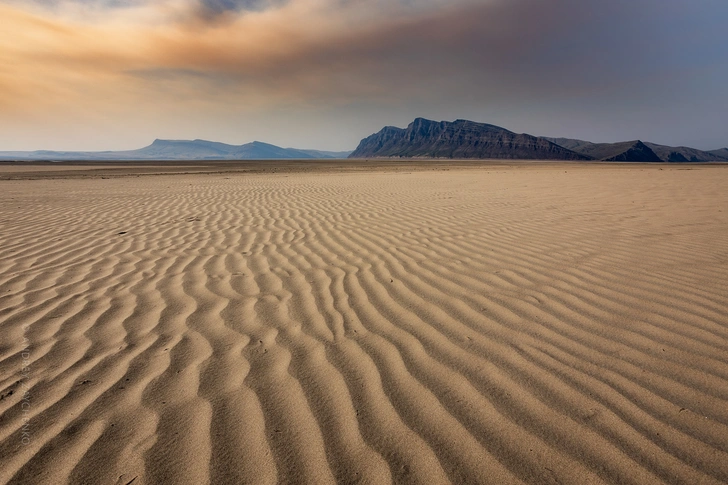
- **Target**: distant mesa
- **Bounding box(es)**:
[0,140,353,161]
[351,118,728,162]
[141,139,318,160]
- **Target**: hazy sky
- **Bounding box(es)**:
[1,0,727,151]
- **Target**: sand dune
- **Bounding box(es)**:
[0,163,727,484]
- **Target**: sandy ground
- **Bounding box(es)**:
[0,162,727,484]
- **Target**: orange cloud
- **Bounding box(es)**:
[0,0,489,116]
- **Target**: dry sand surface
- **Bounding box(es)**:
[0,162,727,485]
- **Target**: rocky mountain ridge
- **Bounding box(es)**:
[352,118,728,162]
[349,118,590,160]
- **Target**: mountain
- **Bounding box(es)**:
[2,126,723,162]
[0,140,351,161]
[349,118,590,160]
[132,139,303,159]
[547,137,728,162]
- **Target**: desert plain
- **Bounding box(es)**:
[0,161,727,484]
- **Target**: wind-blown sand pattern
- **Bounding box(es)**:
[0,164,727,484]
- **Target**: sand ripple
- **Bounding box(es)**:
[1,165,727,484]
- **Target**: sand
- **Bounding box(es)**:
[0,162,727,484]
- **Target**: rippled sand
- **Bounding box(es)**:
[1,163,727,484]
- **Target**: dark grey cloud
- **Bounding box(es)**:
[193,0,288,20]
[6,0,275,14]
[203,0,678,99]
[197,0,265,15]
[272,0,728,148]
[19,0,148,6]
[126,68,212,80]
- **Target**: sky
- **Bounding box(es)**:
[0,0,727,151]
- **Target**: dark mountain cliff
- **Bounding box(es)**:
[350,118,590,160]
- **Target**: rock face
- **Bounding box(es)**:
[666,151,689,162]
[605,141,661,162]
[349,118,590,160]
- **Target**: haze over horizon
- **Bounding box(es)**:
[1,0,727,152]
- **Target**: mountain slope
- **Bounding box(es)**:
[642,143,726,162]
[544,137,596,153]
[294,149,353,159]
[708,148,728,160]
[566,140,661,162]
[350,118,591,160]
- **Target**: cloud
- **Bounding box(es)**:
[0,0,726,150]
[0,0,664,101]
[196,0,274,17]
